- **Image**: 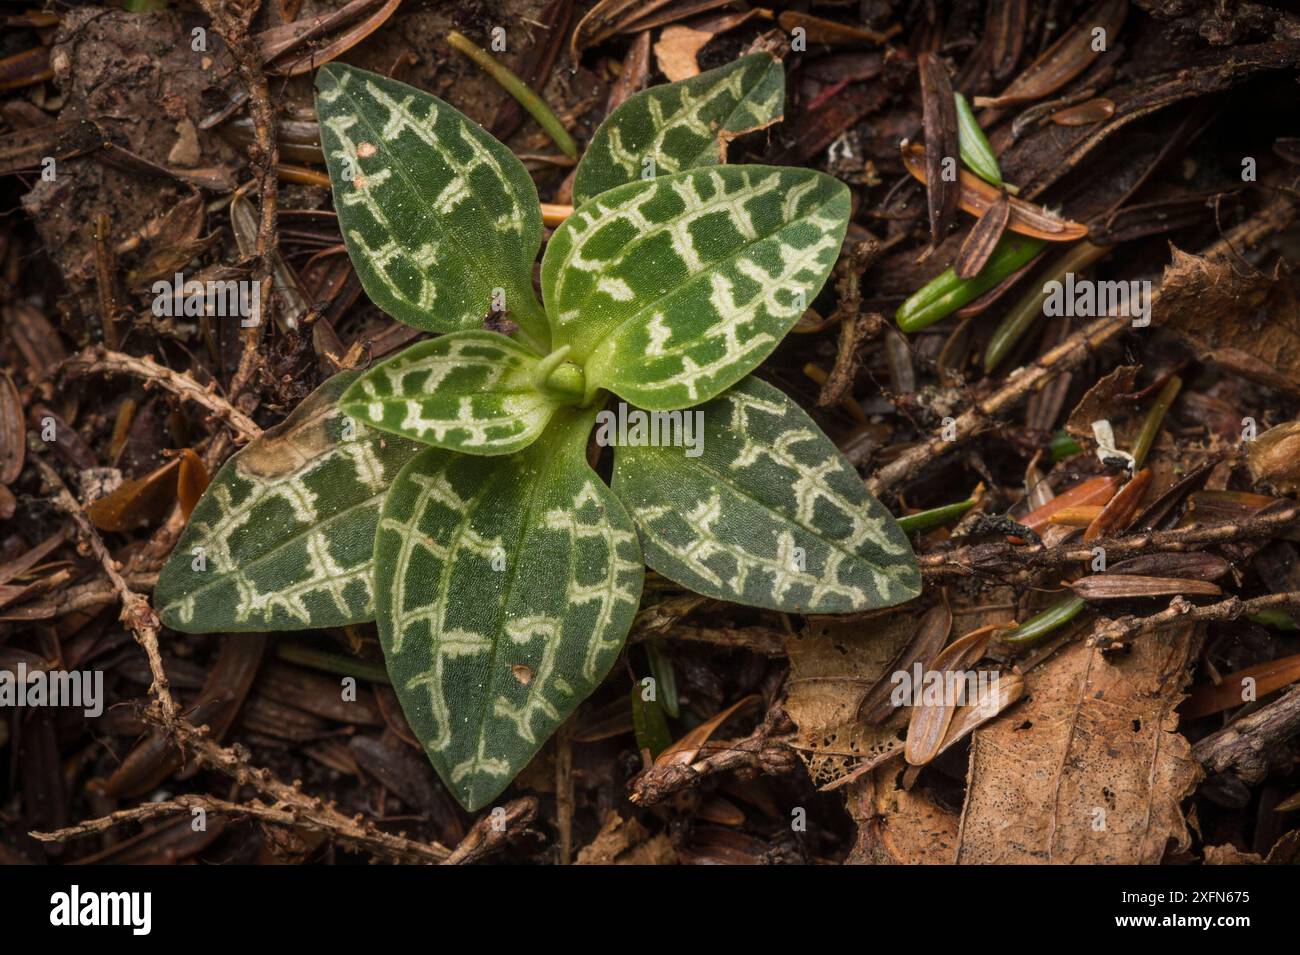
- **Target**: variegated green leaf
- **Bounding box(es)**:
[572,53,784,206]
[375,407,644,810]
[339,331,565,455]
[542,166,849,410]
[611,377,919,612]
[156,373,420,633]
[315,63,549,348]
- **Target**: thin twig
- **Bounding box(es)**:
[33,454,177,722]
[196,0,279,402]
[1192,684,1300,784]
[628,708,798,806]
[442,797,538,865]
[63,346,261,442]
[919,503,1300,579]
[1091,590,1300,648]
[156,716,453,862]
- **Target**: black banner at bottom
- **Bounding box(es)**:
[0,863,1280,942]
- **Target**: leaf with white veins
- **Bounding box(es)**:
[572,52,785,206]
[340,331,563,455]
[375,407,644,810]
[156,373,420,632]
[543,166,849,410]
[611,377,920,612]
[315,63,548,347]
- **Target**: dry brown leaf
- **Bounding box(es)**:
[1153,248,1300,395]
[652,10,766,82]
[1203,844,1262,864]
[845,769,960,864]
[85,458,181,532]
[654,25,713,82]
[1247,420,1300,493]
[955,623,1202,863]
[784,614,917,788]
[576,812,678,864]
[1064,364,1140,441]
[572,0,740,58]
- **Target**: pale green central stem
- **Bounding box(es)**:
[534,345,587,403]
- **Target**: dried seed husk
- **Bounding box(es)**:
[1069,574,1223,600]
[1016,474,1121,537]
[904,624,1001,765]
[858,601,953,724]
[1084,467,1151,540]
[974,0,1128,109]
[1186,489,1279,522]
[1108,552,1230,580]
[955,194,1011,279]
[901,143,1088,240]
[932,670,1024,758]
[1050,97,1116,125]
[1132,461,1215,531]
[987,0,1028,80]
[176,448,209,520]
[1181,652,1300,719]
[775,10,898,46]
[258,0,401,75]
[1047,505,1104,527]
[655,695,759,768]
[918,53,960,246]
